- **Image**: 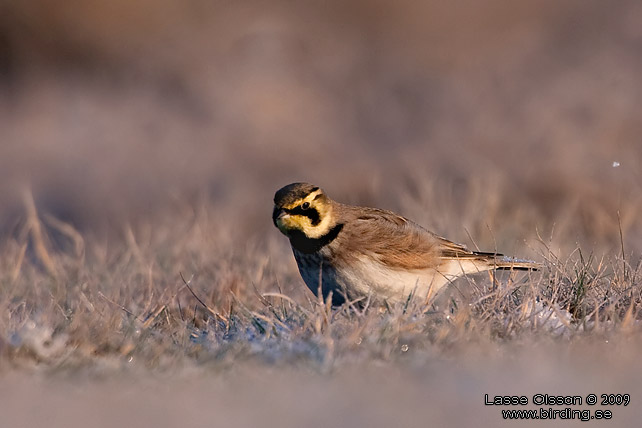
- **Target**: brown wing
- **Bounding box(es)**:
[332,205,539,272]
[336,206,455,270]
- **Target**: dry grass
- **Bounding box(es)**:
[1,185,640,374]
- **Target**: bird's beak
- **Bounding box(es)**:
[272,206,290,229]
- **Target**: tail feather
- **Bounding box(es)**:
[474,252,541,271]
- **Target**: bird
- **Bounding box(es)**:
[272,182,540,306]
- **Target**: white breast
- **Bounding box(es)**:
[293,248,486,304]
[333,257,450,303]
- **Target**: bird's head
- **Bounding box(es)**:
[272,183,334,239]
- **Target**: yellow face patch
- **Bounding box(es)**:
[274,189,334,239]
[276,213,311,234]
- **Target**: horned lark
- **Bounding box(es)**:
[273,182,539,306]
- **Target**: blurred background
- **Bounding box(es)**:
[1,0,642,256]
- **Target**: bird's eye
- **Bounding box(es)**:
[301,202,310,210]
